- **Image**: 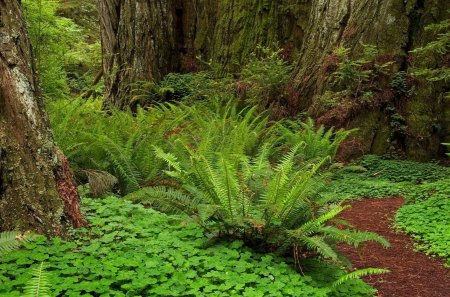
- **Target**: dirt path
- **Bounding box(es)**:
[337,197,450,297]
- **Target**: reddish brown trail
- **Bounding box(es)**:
[337,197,450,297]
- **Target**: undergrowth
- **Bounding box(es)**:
[0,197,376,297]
[48,98,348,196]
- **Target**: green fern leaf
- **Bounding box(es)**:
[332,268,390,287]
[24,262,51,297]
[0,231,37,256]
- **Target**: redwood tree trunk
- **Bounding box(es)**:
[289,0,450,160]
[0,0,86,234]
[98,0,306,108]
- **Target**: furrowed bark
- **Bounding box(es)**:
[0,0,86,234]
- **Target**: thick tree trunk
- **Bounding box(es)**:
[98,0,307,108]
[0,0,86,234]
[289,0,450,161]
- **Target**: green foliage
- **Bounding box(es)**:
[396,196,450,266]
[131,71,236,106]
[128,144,388,265]
[131,45,293,109]
[24,263,51,297]
[332,45,393,100]
[131,46,293,109]
[49,98,348,196]
[240,46,293,107]
[359,155,449,183]
[318,44,395,108]
[444,143,450,157]
[390,71,415,97]
[49,99,188,194]
[410,17,450,85]
[22,0,101,100]
[0,197,376,296]
[332,268,390,287]
[275,118,355,161]
[0,232,37,256]
[22,0,79,99]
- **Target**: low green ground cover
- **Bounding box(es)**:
[0,197,375,297]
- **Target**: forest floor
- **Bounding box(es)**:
[337,197,450,297]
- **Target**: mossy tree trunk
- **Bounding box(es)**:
[289,0,449,161]
[98,0,308,108]
[0,0,86,234]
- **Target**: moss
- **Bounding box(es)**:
[404,89,442,161]
[204,0,309,72]
[348,110,391,155]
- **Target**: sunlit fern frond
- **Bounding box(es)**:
[322,226,390,248]
[153,145,183,172]
[332,268,390,287]
[23,262,51,297]
[289,205,350,238]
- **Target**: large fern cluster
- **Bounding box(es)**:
[127,143,389,265]
[50,98,351,198]
[49,99,188,194]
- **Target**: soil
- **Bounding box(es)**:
[337,197,450,297]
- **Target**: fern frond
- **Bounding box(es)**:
[125,186,198,215]
[290,205,350,237]
[298,235,339,261]
[153,145,182,172]
[23,262,51,297]
[322,226,390,248]
[0,231,37,256]
[332,268,390,287]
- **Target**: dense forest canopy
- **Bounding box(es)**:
[0,0,449,296]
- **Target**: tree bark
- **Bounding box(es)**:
[0,0,86,234]
[98,0,307,108]
[289,0,450,161]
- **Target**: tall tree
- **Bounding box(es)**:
[289,0,450,160]
[98,0,306,108]
[0,0,86,234]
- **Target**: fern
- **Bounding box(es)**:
[0,231,37,256]
[23,262,52,297]
[276,118,353,162]
[332,268,390,287]
[132,142,388,266]
[125,186,198,215]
